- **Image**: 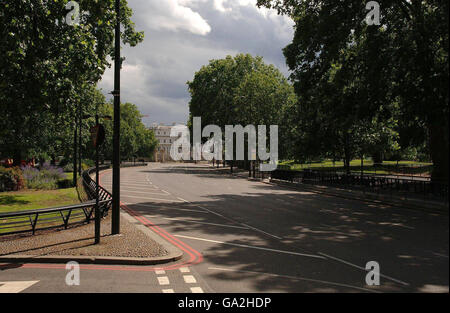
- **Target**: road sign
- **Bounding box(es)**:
[90,124,105,148]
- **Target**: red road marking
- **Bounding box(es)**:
[0,167,203,272]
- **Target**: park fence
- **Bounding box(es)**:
[0,167,112,236]
[268,168,448,203]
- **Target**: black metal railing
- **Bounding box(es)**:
[81,165,113,202]
[0,167,112,236]
[268,168,449,202]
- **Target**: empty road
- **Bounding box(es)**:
[1,163,448,293]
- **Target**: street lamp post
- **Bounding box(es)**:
[83,113,110,244]
[94,114,100,244]
[111,0,121,235]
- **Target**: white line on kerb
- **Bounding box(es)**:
[174,234,325,259]
[207,267,380,293]
[318,252,410,286]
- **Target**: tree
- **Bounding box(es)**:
[0,0,144,165]
[98,102,158,161]
[187,54,296,166]
[257,0,448,181]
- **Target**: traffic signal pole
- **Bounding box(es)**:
[111,0,121,235]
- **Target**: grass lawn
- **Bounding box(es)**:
[279,159,432,176]
[0,188,80,213]
[66,172,74,181]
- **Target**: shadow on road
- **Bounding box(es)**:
[126,164,449,292]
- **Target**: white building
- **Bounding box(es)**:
[149,123,182,162]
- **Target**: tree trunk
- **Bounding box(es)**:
[344,134,351,175]
[73,124,78,186]
[429,122,449,182]
[361,156,364,177]
[13,149,22,167]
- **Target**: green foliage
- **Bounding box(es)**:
[98,102,158,161]
[0,166,25,192]
[63,163,74,173]
[257,0,449,180]
[187,53,296,160]
[0,0,144,165]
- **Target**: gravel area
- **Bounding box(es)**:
[0,214,168,258]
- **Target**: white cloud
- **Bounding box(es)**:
[134,0,211,35]
[99,0,295,126]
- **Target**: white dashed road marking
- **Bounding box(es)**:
[207,267,380,293]
[120,190,170,195]
[190,287,204,293]
[318,252,409,286]
[175,234,326,259]
[179,267,190,273]
[162,217,250,229]
[0,281,39,293]
[121,195,183,202]
[157,277,170,286]
[176,197,282,239]
[183,275,197,284]
[162,289,174,293]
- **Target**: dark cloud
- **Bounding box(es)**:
[98,0,293,126]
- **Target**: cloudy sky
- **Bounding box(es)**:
[98,0,294,126]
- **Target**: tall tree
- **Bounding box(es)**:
[257,0,448,181]
[98,102,158,161]
[187,54,296,163]
[0,0,144,164]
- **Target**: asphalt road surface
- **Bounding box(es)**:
[1,163,448,293]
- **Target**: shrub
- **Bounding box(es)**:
[22,163,66,190]
[0,166,25,192]
[63,163,74,173]
[58,158,70,168]
[82,159,95,170]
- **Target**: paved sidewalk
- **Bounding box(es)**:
[0,211,182,265]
